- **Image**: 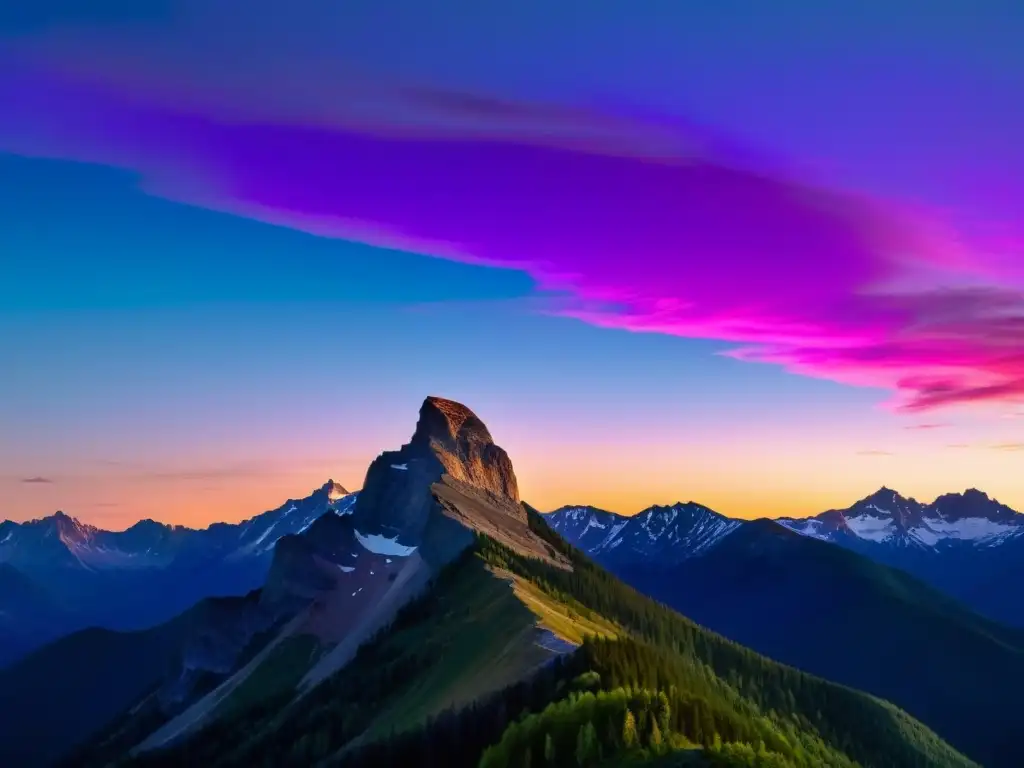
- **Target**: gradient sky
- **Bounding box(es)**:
[2,1,1023,527]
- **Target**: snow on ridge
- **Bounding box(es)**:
[581,516,607,537]
[331,493,358,517]
[391,463,409,471]
[244,520,279,550]
[844,514,895,542]
[354,529,417,556]
[597,520,629,552]
[777,518,829,540]
[920,516,1017,541]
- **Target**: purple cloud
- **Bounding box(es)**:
[2,40,1023,414]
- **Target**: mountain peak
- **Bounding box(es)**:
[352,396,523,554]
[931,488,1018,523]
[865,486,905,503]
[412,395,495,449]
[320,479,349,501]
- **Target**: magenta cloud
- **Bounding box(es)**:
[2,55,1022,414]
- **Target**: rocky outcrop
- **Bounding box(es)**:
[352,396,523,550]
[410,396,519,501]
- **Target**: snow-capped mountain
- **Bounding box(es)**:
[543,506,628,553]
[777,487,1024,627]
[544,501,741,566]
[777,487,1024,551]
[0,479,357,573]
[546,487,1024,628]
[0,480,359,665]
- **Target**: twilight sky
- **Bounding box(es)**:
[2,1,1023,527]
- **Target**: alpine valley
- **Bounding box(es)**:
[0,397,1019,768]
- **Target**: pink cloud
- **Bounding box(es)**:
[2,59,1023,414]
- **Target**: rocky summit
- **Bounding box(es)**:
[352,396,524,556]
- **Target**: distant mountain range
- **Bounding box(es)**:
[0,480,357,667]
[546,495,1024,766]
[777,487,1024,627]
[0,397,991,768]
[546,486,1024,627]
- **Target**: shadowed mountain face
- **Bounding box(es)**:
[0,481,357,666]
[548,487,1024,628]
[777,487,1024,627]
[607,519,1024,768]
[0,564,71,668]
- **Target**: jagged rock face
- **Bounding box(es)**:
[261,514,359,608]
[411,397,519,502]
[352,396,520,546]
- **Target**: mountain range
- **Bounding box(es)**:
[545,493,1024,767]
[547,485,1024,628]
[777,486,1024,627]
[0,396,1017,767]
[0,481,356,667]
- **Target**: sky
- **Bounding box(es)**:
[2,1,1023,527]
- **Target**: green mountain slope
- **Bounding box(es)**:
[612,519,1024,766]
[120,510,976,768]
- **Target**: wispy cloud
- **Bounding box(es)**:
[905,423,950,431]
[946,443,970,449]
[992,443,1024,452]
[2,8,1022,414]
[856,450,894,457]
[20,476,54,484]
[88,457,359,483]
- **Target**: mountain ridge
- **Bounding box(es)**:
[0,480,359,666]
[2,396,986,768]
[545,485,1024,626]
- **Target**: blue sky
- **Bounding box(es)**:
[2,1,1023,526]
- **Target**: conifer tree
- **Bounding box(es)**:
[576,721,598,766]
[623,709,638,750]
[649,718,663,751]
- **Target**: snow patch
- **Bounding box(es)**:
[844,514,895,542]
[777,518,829,540]
[240,520,279,552]
[354,529,418,556]
[596,520,629,551]
[581,515,607,538]
[920,516,1017,541]
[390,463,408,471]
[337,565,355,573]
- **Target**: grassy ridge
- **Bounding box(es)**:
[123,512,976,768]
